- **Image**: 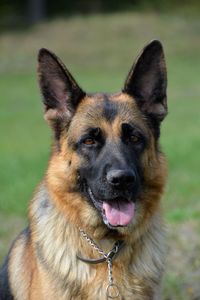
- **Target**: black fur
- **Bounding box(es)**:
[38,48,86,114]
[0,255,13,300]
[123,40,167,123]
[0,227,30,299]
[102,95,119,122]
[77,121,144,209]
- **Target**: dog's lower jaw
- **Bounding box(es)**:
[87,186,136,230]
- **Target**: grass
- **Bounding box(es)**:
[0,11,200,299]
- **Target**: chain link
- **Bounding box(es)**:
[107,258,113,285]
[79,228,106,257]
[79,228,120,299]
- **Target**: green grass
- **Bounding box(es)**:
[0,74,50,214]
[0,11,200,299]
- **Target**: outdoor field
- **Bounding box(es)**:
[0,12,200,299]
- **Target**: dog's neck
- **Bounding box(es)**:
[29,181,165,299]
[77,228,125,263]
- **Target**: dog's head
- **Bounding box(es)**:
[38,40,167,237]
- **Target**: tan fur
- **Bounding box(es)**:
[4,90,167,299]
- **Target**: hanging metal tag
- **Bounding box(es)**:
[106,283,120,299]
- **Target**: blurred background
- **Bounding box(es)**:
[0,1,200,299]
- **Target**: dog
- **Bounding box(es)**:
[0,40,167,300]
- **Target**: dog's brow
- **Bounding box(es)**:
[102,96,119,123]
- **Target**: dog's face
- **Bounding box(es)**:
[69,95,147,229]
[38,40,167,235]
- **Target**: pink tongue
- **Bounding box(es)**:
[103,200,135,226]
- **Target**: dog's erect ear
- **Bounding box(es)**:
[123,40,167,122]
[38,48,85,125]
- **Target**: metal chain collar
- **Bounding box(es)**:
[77,228,125,299]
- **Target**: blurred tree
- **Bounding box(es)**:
[0,0,200,29]
[29,0,46,23]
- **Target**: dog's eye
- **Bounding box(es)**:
[83,138,96,145]
[130,134,141,144]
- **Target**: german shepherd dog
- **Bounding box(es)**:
[0,40,167,300]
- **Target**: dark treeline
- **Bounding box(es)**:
[0,0,199,28]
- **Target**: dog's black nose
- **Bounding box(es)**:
[106,169,136,187]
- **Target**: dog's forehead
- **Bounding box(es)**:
[76,92,143,123]
[68,92,148,139]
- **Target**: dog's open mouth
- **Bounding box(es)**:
[88,187,135,228]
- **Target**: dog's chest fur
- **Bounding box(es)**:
[23,184,165,300]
